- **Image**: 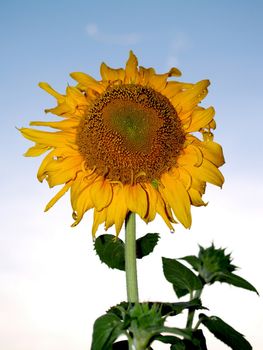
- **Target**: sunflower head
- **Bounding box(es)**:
[20,51,224,236]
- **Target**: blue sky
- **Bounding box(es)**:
[1,1,263,349]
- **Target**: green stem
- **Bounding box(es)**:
[186,289,203,329]
[125,212,139,303]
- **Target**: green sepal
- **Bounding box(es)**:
[162,257,203,298]
[94,234,125,271]
[200,314,252,350]
[91,313,124,350]
[136,233,160,259]
[108,299,203,319]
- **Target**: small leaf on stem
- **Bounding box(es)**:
[136,233,160,259]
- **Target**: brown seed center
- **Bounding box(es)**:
[76,84,185,184]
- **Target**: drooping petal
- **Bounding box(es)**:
[90,178,113,211]
[188,188,207,207]
[124,184,148,219]
[160,173,192,228]
[45,181,73,211]
[92,209,107,237]
[199,141,225,167]
[142,183,158,222]
[184,159,224,188]
[105,185,128,234]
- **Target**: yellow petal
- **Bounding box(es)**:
[156,194,175,230]
[149,73,169,91]
[142,183,158,222]
[90,179,113,211]
[185,159,224,187]
[188,188,207,207]
[100,62,125,81]
[160,173,192,228]
[177,144,204,167]
[105,185,128,235]
[39,82,65,102]
[138,66,155,85]
[30,119,79,130]
[24,143,51,157]
[44,156,82,187]
[20,128,75,147]
[186,107,215,132]
[200,141,225,167]
[148,67,181,92]
[45,181,73,212]
[124,184,148,219]
[171,80,210,115]
[70,72,105,94]
[92,209,107,237]
[162,81,193,99]
[125,50,138,83]
[71,183,94,226]
[70,72,97,86]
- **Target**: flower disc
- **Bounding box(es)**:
[77,84,185,184]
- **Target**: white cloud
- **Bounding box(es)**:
[85,23,140,46]
[166,32,191,68]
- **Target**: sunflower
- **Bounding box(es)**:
[20,51,224,236]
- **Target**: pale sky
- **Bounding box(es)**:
[1,0,263,349]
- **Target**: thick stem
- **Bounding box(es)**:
[125,212,139,303]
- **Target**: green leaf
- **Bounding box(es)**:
[162,257,203,298]
[173,286,189,298]
[136,233,160,259]
[154,334,182,345]
[94,234,125,271]
[200,314,252,350]
[151,299,203,317]
[215,272,258,294]
[112,340,129,349]
[91,313,124,350]
[183,330,208,350]
[170,341,186,350]
[180,255,200,271]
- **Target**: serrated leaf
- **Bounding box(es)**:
[180,255,200,271]
[200,314,252,350]
[94,234,125,271]
[216,272,258,294]
[91,313,123,350]
[162,257,203,298]
[136,233,160,259]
